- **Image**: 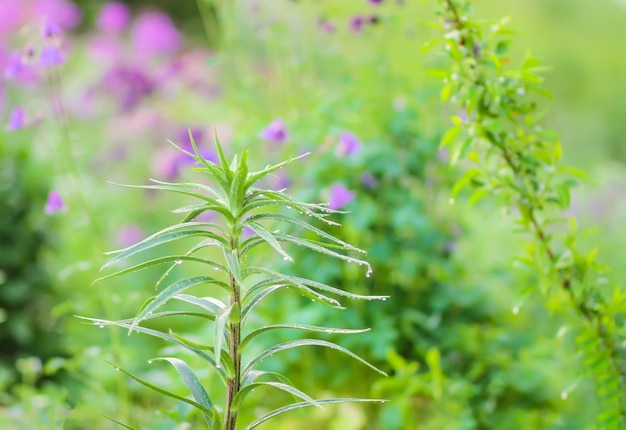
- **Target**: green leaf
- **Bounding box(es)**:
[241,324,369,350]
[174,294,226,315]
[232,381,322,414]
[214,131,234,181]
[78,317,227,382]
[130,276,226,334]
[244,398,387,430]
[243,339,387,378]
[245,152,310,188]
[214,305,232,369]
[245,222,292,262]
[273,233,372,275]
[103,228,227,269]
[98,413,137,430]
[152,357,215,427]
[93,255,224,286]
[109,362,215,417]
[223,248,244,287]
[441,126,462,147]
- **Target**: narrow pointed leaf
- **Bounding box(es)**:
[244,152,310,188]
[214,305,232,369]
[245,398,387,430]
[231,381,322,413]
[93,256,224,285]
[243,339,387,378]
[241,325,369,350]
[245,222,292,261]
[152,357,215,425]
[130,276,225,334]
[109,362,214,416]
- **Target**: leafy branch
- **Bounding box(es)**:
[83,135,387,429]
[432,0,626,427]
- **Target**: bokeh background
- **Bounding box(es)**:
[1,0,626,428]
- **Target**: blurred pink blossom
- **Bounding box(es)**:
[115,224,144,247]
[44,190,65,214]
[131,11,181,57]
[328,184,355,209]
[97,2,131,34]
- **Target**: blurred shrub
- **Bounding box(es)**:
[0,131,66,391]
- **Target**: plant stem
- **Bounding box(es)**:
[225,236,242,430]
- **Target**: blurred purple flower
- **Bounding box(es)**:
[350,16,364,32]
[259,118,288,144]
[176,127,218,164]
[44,190,65,214]
[40,46,64,66]
[6,107,26,131]
[42,20,62,39]
[369,0,383,3]
[103,65,155,111]
[362,173,378,189]
[97,2,131,34]
[35,0,82,29]
[4,52,30,80]
[131,11,181,57]
[318,18,335,33]
[337,131,362,156]
[328,184,355,210]
[115,224,144,247]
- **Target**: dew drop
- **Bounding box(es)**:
[214,267,219,271]
[512,306,519,315]
[365,269,373,278]
[175,259,183,265]
[561,391,568,400]
[381,298,387,301]
[98,324,104,329]
[115,367,120,371]
[215,364,221,369]
[147,360,153,364]
[283,256,293,262]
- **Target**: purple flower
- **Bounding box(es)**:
[42,20,62,39]
[115,224,144,247]
[4,52,29,80]
[6,107,26,131]
[350,16,364,32]
[97,2,131,34]
[337,131,362,156]
[328,184,355,210]
[369,0,383,4]
[318,18,335,33]
[44,190,65,214]
[361,173,378,189]
[131,11,181,57]
[103,65,155,111]
[40,46,64,66]
[259,119,288,144]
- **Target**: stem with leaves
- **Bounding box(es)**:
[84,135,387,429]
[432,0,626,427]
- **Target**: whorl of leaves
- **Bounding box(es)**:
[82,135,387,429]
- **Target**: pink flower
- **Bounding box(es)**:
[115,224,144,247]
[97,2,131,34]
[131,11,181,57]
[328,184,355,210]
[6,107,26,131]
[259,118,288,144]
[34,0,82,29]
[44,190,65,214]
[337,131,362,156]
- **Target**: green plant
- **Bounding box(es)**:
[82,136,387,429]
[432,0,626,427]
